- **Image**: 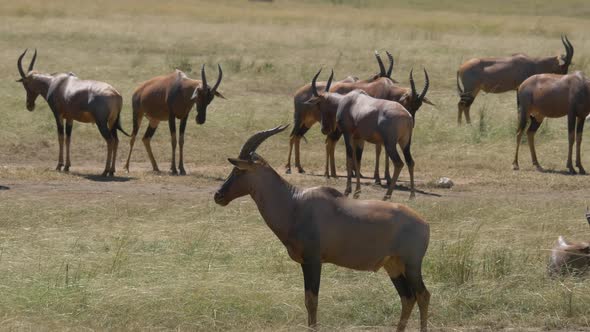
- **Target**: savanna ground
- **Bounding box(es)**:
[1,0,590,330]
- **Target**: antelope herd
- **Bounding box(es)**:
[14,34,590,331]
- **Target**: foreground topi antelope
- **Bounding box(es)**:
[548,208,590,276]
[513,71,590,174]
[308,69,417,200]
[16,49,128,176]
[456,35,574,125]
[124,65,224,175]
[214,125,431,331]
[286,51,395,175]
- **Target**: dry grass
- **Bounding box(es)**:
[1,0,590,330]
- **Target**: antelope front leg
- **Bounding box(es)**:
[351,139,363,198]
[343,134,354,196]
[301,262,322,329]
[53,114,65,171]
[575,117,585,174]
[178,116,188,175]
[374,144,382,184]
[566,113,577,174]
[64,120,73,172]
[168,113,178,175]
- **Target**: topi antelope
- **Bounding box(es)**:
[329,68,431,185]
[214,125,431,331]
[513,71,590,174]
[286,51,395,175]
[457,35,574,125]
[309,69,417,200]
[16,49,128,176]
[548,208,590,277]
[124,65,224,175]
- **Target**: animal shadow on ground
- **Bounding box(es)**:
[72,172,134,182]
[304,172,442,197]
[0,185,9,190]
[539,168,588,176]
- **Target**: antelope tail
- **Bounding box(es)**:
[131,94,141,136]
[116,113,130,137]
[456,72,464,96]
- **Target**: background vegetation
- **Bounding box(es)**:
[1,0,589,330]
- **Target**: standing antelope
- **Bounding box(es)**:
[286,51,395,175]
[214,125,431,331]
[328,68,431,185]
[309,69,417,200]
[548,208,590,276]
[513,71,590,174]
[16,49,128,176]
[457,35,574,125]
[124,65,224,175]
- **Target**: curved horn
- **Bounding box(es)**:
[311,68,322,97]
[238,124,290,159]
[28,48,37,73]
[409,68,417,99]
[201,64,208,88]
[374,50,386,77]
[212,64,223,93]
[325,69,334,92]
[386,51,394,78]
[586,206,590,226]
[565,35,574,63]
[17,49,28,79]
[418,68,430,101]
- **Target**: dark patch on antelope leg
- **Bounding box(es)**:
[391,275,414,299]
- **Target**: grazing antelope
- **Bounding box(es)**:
[548,208,590,277]
[513,71,590,174]
[309,69,417,200]
[457,35,574,125]
[124,65,224,175]
[214,125,431,331]
[286,51,395,175]
[16,49,128,176]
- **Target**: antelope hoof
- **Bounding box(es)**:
[409,192,416,200]
[512,163,519,171]
[101,171,109,177]
[56,164,63,171]
[383,194,392,201]
[297,167,305,174]
[285,168,292,174]
[568,167,577,175]
[170,168,178,175]
[179,168,186,176]
[353,190,361,199]
[330,171,337,178]
[63,166,70,173]
[577,165,586,175]
[374,178,382,185]
[108,171,115,177]
[344,188,352,196]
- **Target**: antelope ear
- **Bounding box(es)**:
[558,55,566,66]
[228,158,257,170]
[423,97,436,107]
[191,86,200,100]
[304,96,320,105]
[214,91,226,99]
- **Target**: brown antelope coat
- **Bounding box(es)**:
[457,36,573,124]
[286,51,396,175]
[16,49,127,176]
[214,125,430,331]
[124,66,224,175]
[513,71,590,174]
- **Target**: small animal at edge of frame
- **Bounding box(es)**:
[548,207,590,276]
